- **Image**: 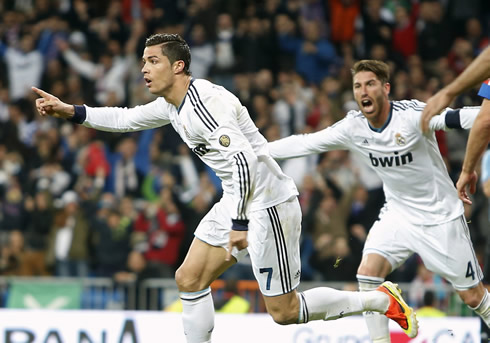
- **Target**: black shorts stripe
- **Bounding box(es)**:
[267,207,286,293]
[460,215,483,280]
[271,207,292,289]
[267,206,291,293]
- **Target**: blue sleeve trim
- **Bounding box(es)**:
[479,81,490,100]
[445,109,462,129]
[68,105,86,124]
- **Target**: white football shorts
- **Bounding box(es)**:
[363,210,482,290]
[195,194,302,296]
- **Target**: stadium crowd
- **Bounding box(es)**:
[0,0,489,312]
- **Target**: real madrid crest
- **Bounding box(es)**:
[395,133,406,146]
[219,135,231,147]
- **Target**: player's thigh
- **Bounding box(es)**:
[194,194,249,261]
[362,210,414,271]
[248,197,302,296]
[177,196,240,292]
[418,215,482,290]
[176,237,235,292]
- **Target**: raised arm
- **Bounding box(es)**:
[421,46,490,132]
[456,98,490,204]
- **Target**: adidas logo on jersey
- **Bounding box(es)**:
[369,151,413,167]
[361,139,369,145]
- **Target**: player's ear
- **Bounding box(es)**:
[174,60,185,74]
[385,82,391,95]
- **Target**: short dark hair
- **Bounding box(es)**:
[145,33,191,75]
[351,60,390,84]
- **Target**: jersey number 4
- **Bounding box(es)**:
[466,261,476,280]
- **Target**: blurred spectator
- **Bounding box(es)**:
[45,190,91,277]
[272,82,308,138]
[30,160,71,198]
[391,4,417,59]
[464,17,490,56]
[357,0,393,57]
[210,13,236,91]
[278,19,338,85]
[0,32,43,100]
[417,1,453,73]
[188,24,215,80]
[133,188,185,277]
[416,290,446,318]
[108,136,145,198]
[409,262,447,309]
[21,190,53,276]
[0,230,26,276]
[0,180,24,236]
[92,208,132,277]
[328,0,360,46]
[234,16,277,73]
[214,278,250,313]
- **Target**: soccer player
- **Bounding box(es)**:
[269,60,490,343]
[420,45,490,204]
[33,34,417,342]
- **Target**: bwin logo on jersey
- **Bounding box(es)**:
[369,151,413,167]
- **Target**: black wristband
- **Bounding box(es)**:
[68,105,87,124]
[232,219,249,231]
[445,109,461,129]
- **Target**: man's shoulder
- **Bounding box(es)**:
[391,99,426,113]
[190,79,236,103]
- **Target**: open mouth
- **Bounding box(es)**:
[361,98,374,112]
[144,77,152,87]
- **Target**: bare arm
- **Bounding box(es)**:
[456,99,490,204]
[421,46,490,132]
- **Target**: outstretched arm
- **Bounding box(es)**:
[33,87,171,131]
[421,46,490,132]
[456,98,490,204]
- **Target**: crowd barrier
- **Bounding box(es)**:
[0,276,473,316]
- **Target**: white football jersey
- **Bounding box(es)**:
[80,79,298,221]
[269,99,480,225]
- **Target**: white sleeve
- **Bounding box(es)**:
[268,119,349,159]
[83,98,171,132]
[428,106,481,131]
